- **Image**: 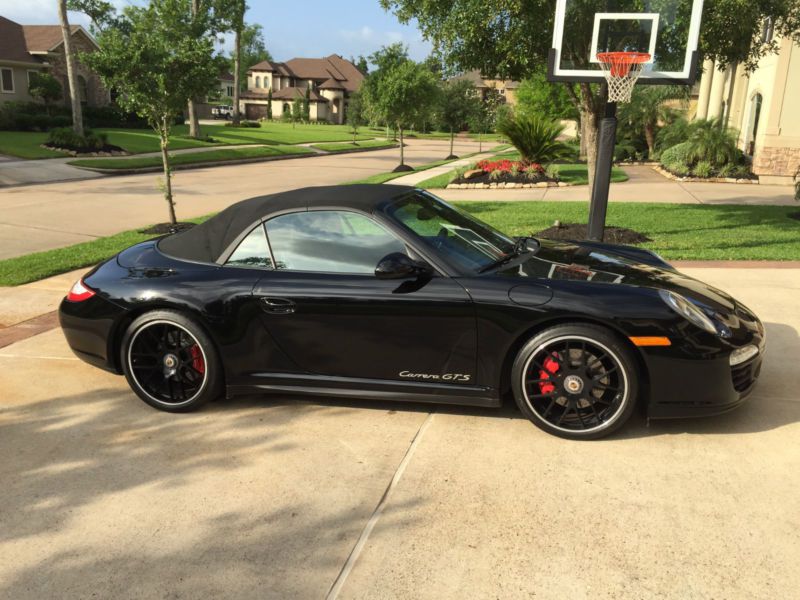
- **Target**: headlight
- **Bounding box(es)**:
[729,344,759,366]
[659,290,718,334]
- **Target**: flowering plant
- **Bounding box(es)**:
[475,159,544,175]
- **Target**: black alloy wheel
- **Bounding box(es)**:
[511,324,639,439]
[122,310,222,412]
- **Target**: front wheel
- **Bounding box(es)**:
[121,310,223,412]
[511,324,639,440]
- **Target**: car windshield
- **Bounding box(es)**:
[383,191,516,272]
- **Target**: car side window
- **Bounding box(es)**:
[265,210,406,274]
[226,223,273,269]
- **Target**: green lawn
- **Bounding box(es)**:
[1,202,797,286]
[69,144,313,170]
[0,122,377,159]
[0,131,68,159]
[462,201,800,261]
[416,162,628,189]
[311,139,397,152]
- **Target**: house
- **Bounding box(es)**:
[239,54,364,123]
[215,72,235,102]
[0,15,109,108]
[450,70,520,105]
[693,28,799,184]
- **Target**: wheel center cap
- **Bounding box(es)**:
[564,375,584,394]
[163,354,178,369]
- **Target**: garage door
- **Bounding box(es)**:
[245,104,268,120]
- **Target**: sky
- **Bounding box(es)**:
[0,0,433,63]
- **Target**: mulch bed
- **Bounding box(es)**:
[139,222,196,235]
[535,223,652,245]
[43,143,127,156]
[452,171,554,186]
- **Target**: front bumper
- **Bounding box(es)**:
[645,351,763,419]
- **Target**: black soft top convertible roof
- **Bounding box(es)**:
[158,184,413,264]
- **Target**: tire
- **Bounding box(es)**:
[121,310,223,412]
[511,324,639,440]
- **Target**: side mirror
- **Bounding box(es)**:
[375,252,432,280]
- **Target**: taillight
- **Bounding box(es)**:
[66,278,96,302]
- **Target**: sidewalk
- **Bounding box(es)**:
[436,166,798,205]
[389,150,497,186]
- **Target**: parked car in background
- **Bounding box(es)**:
[211,105,233,119]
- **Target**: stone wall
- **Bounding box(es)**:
[49,31,109,108]
[753,146,800,179]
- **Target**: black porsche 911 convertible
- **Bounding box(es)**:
[59,185,764,439]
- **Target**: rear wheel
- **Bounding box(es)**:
[511,324,639,440]
[121,310,223,412]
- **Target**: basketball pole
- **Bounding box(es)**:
[587,86,617,242]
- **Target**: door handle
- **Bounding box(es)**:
[259,297,296,314]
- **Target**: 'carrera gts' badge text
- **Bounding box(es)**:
[399,371,471,382]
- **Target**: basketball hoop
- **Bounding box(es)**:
[596,52,651,103]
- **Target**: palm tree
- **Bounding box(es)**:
[617,86,687,158]
[685,118,740,166]
[57,0,84,136]
[498,113,573,165]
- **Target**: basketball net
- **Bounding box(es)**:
[596,52,651,103]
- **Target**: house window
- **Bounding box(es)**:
[227,85,234,96]
[1,68,14,93]
[746,93,763,156]
[762,17,775,44]
[27,70,41,87]
[255,76,261,88]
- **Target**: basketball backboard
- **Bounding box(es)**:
[547,0,704,85]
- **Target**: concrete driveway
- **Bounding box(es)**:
[1,266,798,599]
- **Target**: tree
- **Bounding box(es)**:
[347,90,365,143]
[364,48,439,171]
[291,98,303,127]
[437,78,476,159]
[238,23,272,86]
[467,88,501,152]
[381,0,800,185]
[225,0,247,126]
[66,0,120,32]
[617,86,688,158]
[498,113,574,164]
[350,55,369,75]
[58,0,84,136]
[266,87,273,120]
[303,86,311,121]
[85,0,219,225]
[361,43,410,128]
[28,73,62,115]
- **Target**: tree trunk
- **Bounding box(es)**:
[58,0,84,136]
[579,117,588,159]
[159,118,177,225]
[448,127,456,158]
[187,0,201,138]
[644,123,656,158]
[399,126,404,165]
[578,83,604,188]
[478,131,482,152]
[232,25,241,126]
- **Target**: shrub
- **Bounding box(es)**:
[693,160,713,178]
[660,141,692,174]
[655,116,692,154]
[46,127,109,152]
[685,118,740,166]
[224,120,260,128]
[489,169,503,181]
[497,112,573,164]
[84,105,148,128]
[544,164,559,180]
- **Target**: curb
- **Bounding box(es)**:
[69,144,399,176]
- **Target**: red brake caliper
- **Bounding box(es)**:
[538,353,561,393]
[189,344,205,374]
